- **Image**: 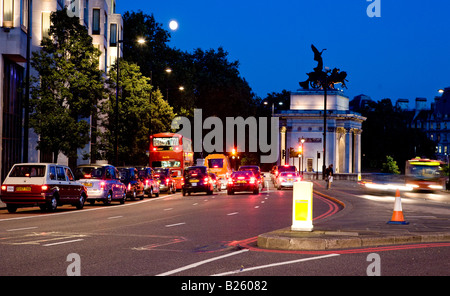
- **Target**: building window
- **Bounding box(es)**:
[104,12,108,41]
[110,23,117,46]
[42,12,51,39]
[84,0,89,27]
[20,0,29,30]
[3,0,14,28]
[92,9,100,34]
[2,59,24,181]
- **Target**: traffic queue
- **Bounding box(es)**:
[0,157,300,213]
[0,162,167,213]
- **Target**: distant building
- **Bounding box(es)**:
[0,0,123,180]
[275,90,366,175]
[350,89,450,163]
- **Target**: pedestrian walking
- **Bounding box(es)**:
[325,164,334,189]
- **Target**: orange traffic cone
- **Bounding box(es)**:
[387,189,409,225]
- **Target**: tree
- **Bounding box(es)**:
[30,9,105,164]
[360,99,436,171]
[101,59,175,165]
[381,155,400,174]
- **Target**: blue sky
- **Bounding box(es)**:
[116,0,450,107]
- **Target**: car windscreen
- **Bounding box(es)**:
[9,165,46,177]
[186,167,207,176]
[232,171,254,178]
[208,159,224,168]
[75,167,105,180]
[118,169,131,179]
[138,170,150,178]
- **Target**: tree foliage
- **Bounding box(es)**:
[101,60,175,165]
[30,9,104,163]
[359,99,436,171]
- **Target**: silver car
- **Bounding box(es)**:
[276,172,302,190]
[75,164,126,205]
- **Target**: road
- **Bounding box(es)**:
[0,181,449,281]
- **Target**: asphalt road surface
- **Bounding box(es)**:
[0,183,449,282]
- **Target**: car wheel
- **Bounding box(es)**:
[104,192,112,205]
[120,192,126,204]
[182,190,186,196]
[6,204,17,213]
[48,196,58,211]
[227,189,234,195]
[76,194,86,210]
[253,187,259,194]
[148,188,153,198]
[154,189,159,197]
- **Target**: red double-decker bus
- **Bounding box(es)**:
[149,133,194,190]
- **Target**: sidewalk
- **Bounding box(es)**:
[258,180,450,251]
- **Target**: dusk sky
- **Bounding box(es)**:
[116,0,450,108]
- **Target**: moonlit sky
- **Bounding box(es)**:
[116,0,450,107]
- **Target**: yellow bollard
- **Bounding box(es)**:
[291,181,313,231]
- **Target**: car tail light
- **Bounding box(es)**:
[100,181,106,190]
[84,174,92,178]
[165,179,170,185]
[145,179,150,186]
[41,185,49,191]
[1,185,6,191]
[237,176,245,180]
[181,177,184,186]
[127,183,132,191]
[204,177,209,183]
[228,178,233,185]
[249,177,256,184]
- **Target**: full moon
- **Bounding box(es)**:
[169,20,179,31]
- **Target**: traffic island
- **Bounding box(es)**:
[257,227,450,251]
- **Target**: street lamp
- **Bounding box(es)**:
[263,101,283,116]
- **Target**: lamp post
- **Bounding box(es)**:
[114,38,146,166]
[114,40,123,166]
[301,136,305,175]
[322,68,331,179]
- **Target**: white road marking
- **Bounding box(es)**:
[7,226,38,232]
[156,249,249,276]
[0,193,176,222]
[42,239,84,247]
[107,216,123,220]
[165,222,186,228]
[227,212,239,216]
[211,253,340,276]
